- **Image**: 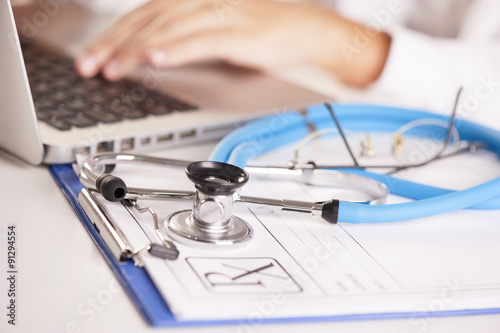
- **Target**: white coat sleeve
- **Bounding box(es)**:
[371,2,500,126]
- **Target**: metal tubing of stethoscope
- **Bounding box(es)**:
[236,195,324,217]
[80,154,384,224]
[81,153,387,205]
[123,187,195,201]
[80,153,380,223]
[79,153,191,189]
[244,165,389,204]
[122,188,324,218]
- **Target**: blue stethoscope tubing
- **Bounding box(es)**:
[209,103,500,223]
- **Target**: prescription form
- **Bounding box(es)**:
[88,146,500,322]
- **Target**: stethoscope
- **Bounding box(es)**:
[79,151,389,248]
[79,103,500,253]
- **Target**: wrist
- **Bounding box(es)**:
[312,15,392,87]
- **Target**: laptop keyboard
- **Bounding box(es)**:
[22,42,198,131]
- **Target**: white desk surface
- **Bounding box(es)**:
[2,72,500,333]
[1,143,500,333]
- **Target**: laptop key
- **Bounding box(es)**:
[34,97,56,110]
[86,108,122,123]
[45,117,72,131]
[33,82,51,94]
[23,41,199,133]
[73,85,92,96]
[67,97,88,109]
[111,105,147,119]
[51,57,76,71]
[82,78,104,89]
[35,111,51,121]
[139,98,171,115]
[48,106,76,118]
[102,85,126,97]
[52,91,69,102]
[66,114,98,128]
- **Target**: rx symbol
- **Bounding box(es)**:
[204,262,287,288]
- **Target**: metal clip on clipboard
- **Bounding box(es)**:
[78,189,179,267]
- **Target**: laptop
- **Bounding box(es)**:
[0,0,328,165]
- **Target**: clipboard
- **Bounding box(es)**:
[49,163,500,327]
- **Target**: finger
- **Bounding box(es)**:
[96,9,195,80]
[76,1,166,77]
[147,30,248,69]
[148,30,298,73]
[91,0,182,51]
[76,0,204,77]
[146,7,230,48]
[118,0,226,49]
[98,1,228,80]
[10,0,34,5]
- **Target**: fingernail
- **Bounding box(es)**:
[149,50,167,65]
[103,60,120,80]
[77,55,98,77]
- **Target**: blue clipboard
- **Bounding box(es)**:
[49,163,500,327]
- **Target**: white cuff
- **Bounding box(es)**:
[370,25,500,128]
[371,26,462,113]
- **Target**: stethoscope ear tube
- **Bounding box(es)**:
[338,175,500,223]
[209,103,500,164]
[80,101,500,225]
[208,103,500,223]
[343,169,500,210]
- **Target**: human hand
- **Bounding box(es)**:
[75,0,390,87]
[10,0,34,5]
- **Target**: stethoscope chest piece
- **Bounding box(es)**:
[165,161,253,247]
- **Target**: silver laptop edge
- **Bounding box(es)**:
[0,0,44,165]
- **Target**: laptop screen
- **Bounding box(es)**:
[0,0,44,165]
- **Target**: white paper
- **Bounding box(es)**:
[88,147,500,322]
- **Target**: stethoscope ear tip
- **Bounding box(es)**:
[96,174,127,202]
